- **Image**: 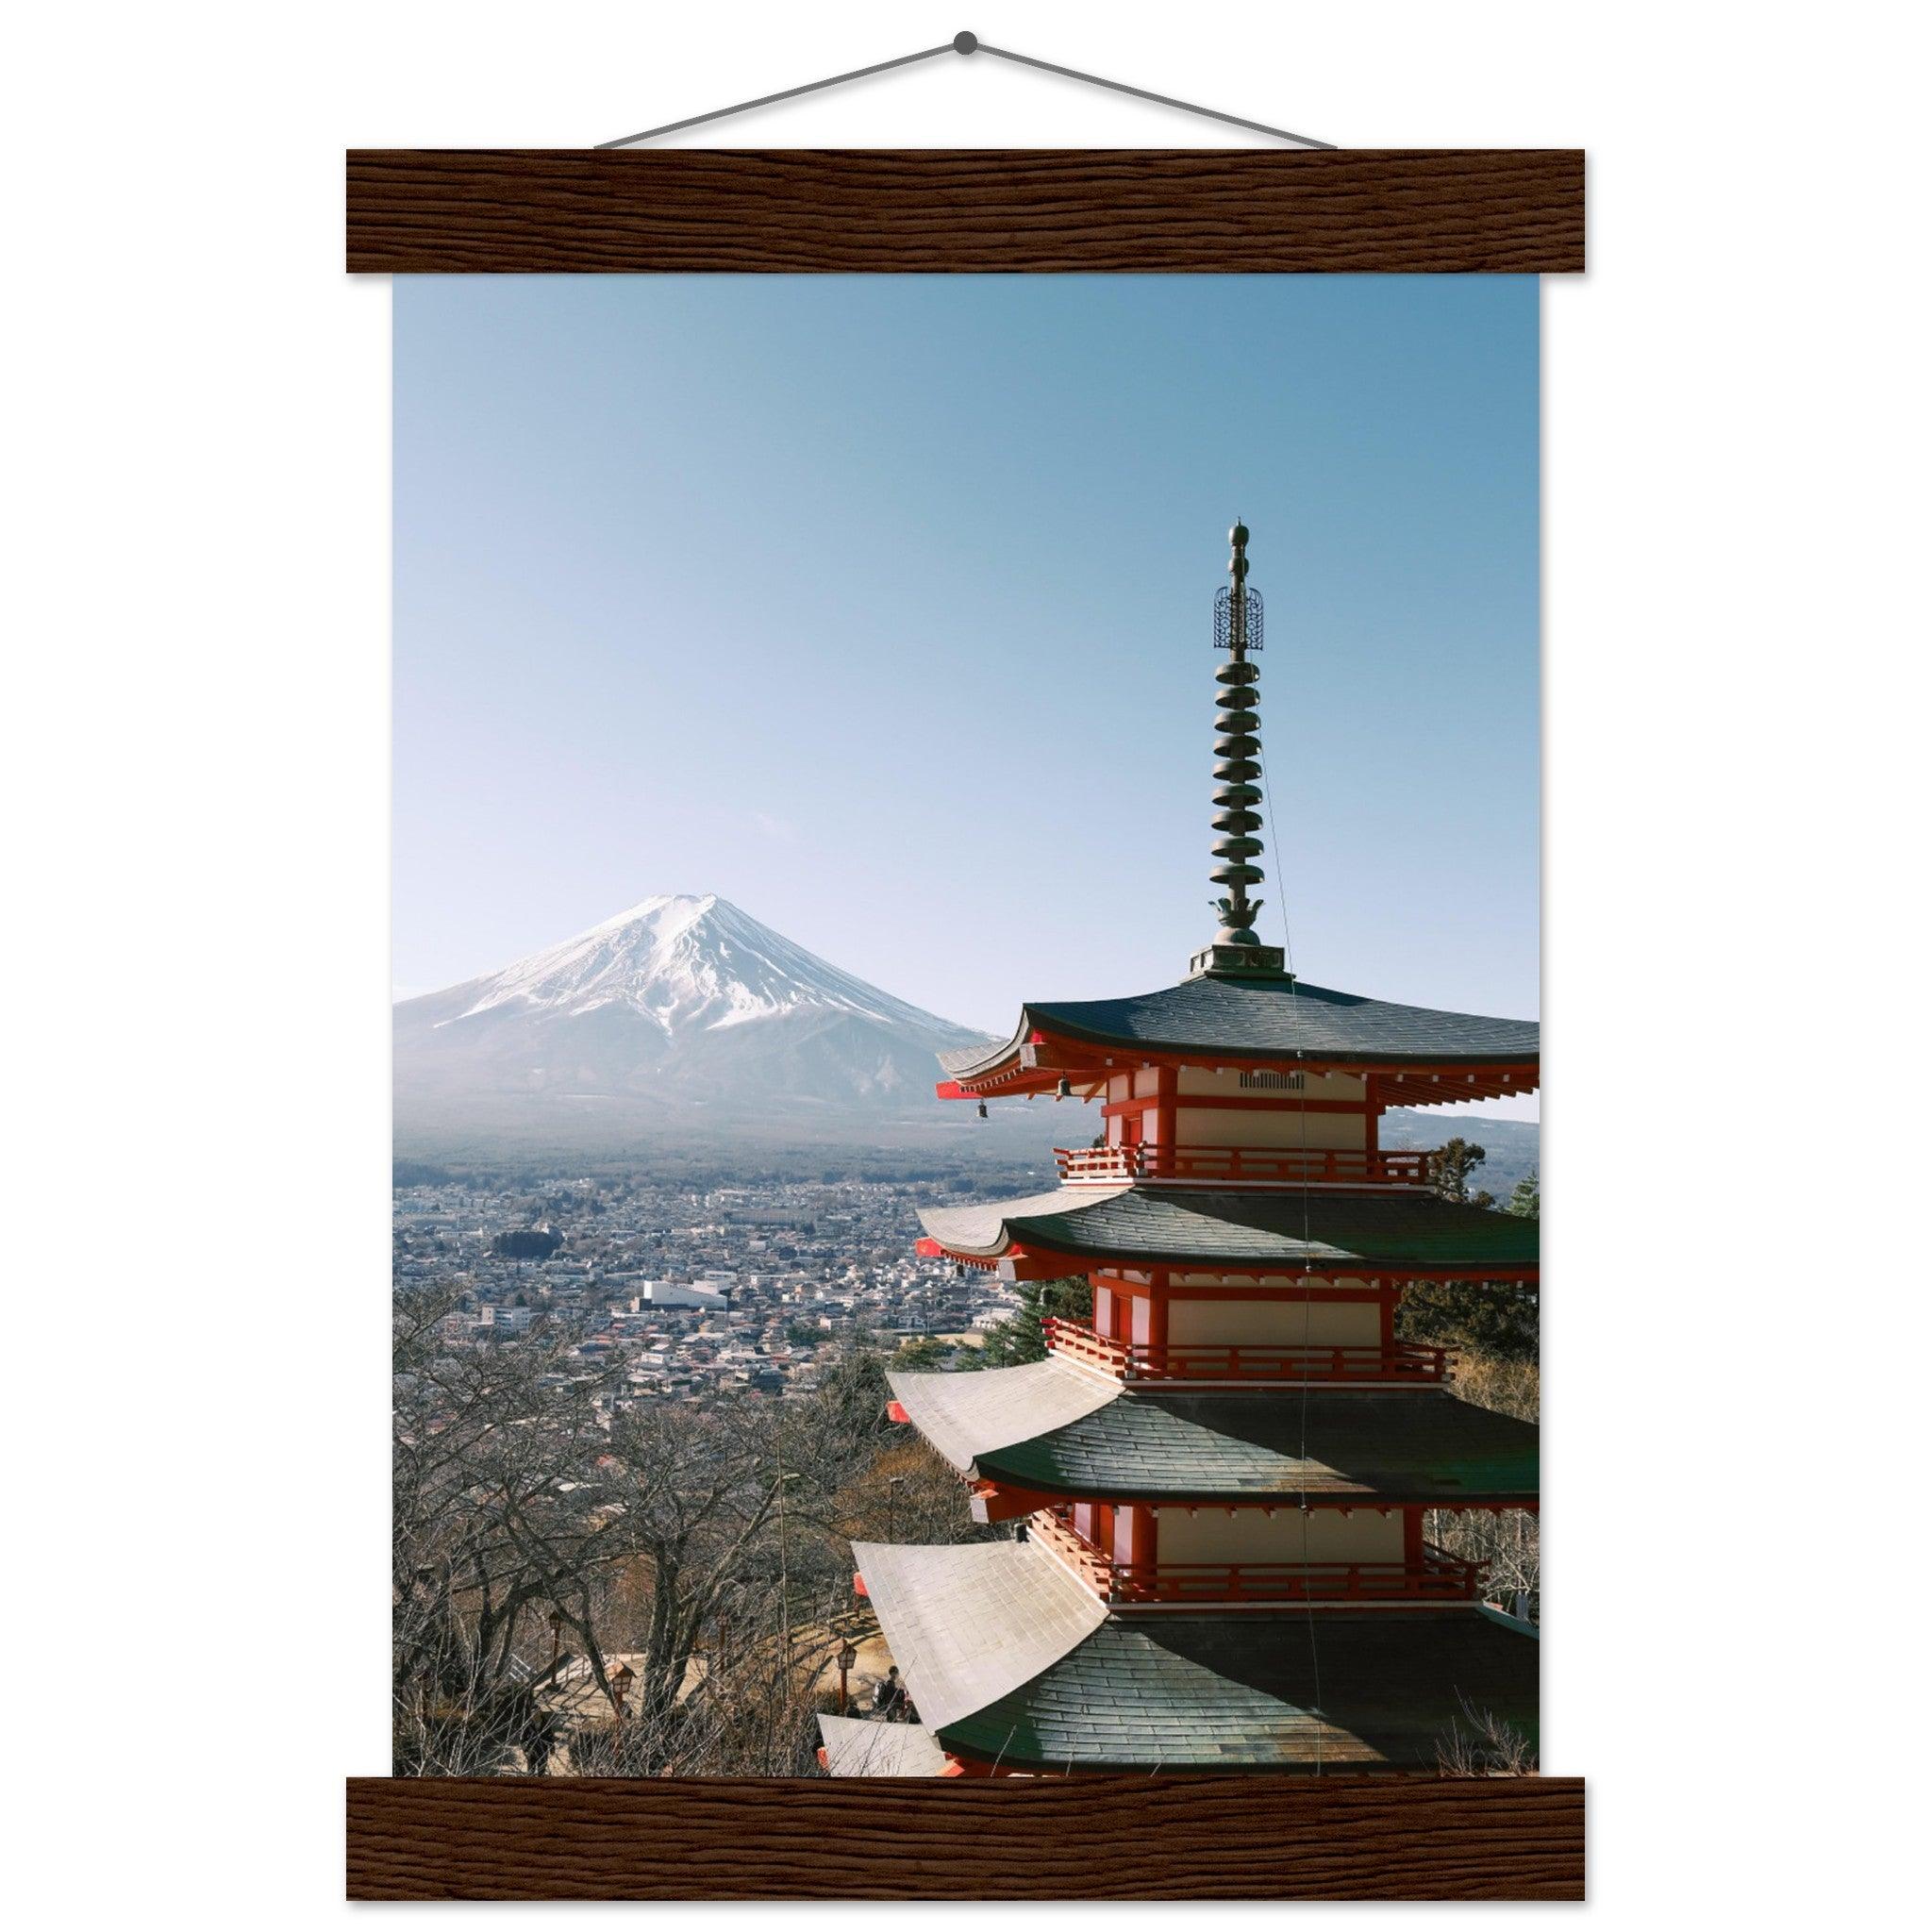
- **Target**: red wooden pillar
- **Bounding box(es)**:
[1380,1280,1399,1351]
[1090,1269,1111,1341]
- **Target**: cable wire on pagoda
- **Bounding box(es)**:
[1256,731,1293,982]
[1243,521,1325,1766]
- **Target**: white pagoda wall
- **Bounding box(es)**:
[1102,1068,1376,1155]
[1154,1506,1405,1567]
[1165,1297,1381,1348]
[1173,1106,1366,1153]
[1174,1067,1368,1154]
[1177,1069,1367,1102]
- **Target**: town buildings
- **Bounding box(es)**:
[393,1166,1036,1407]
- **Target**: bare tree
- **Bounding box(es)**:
[1436,1695,1539,1775]
[391,1287,624,1773]
[1428,1357,1540,1618]
[585,1399,793,1754]
[392,1290,989,1777]
[1429,1507,1541,1617]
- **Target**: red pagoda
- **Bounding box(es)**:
[826,523,1539,1777]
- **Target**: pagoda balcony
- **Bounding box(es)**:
[1029,1508,1484,1609]
[1042,1317,1450,1387]
[1052,1143,1434,1190]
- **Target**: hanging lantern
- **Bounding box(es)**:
[975,1100,988,1120]
[1055,1075,1073,1100]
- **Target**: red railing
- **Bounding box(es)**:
[1030,1509,1483,1607]
[1053,1144,1433,1188]
[1042,1317,1448,1386]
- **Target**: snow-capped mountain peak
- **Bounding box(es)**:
[445,892,955,1037]
[393,893,992,1149]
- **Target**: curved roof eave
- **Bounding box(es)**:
[886,1358,1119,1473]
[936,981,1539,1085]
[936,1611,1540,1773]
[849,1540,1107,1733]
[916,1186,1541,1274]
[969,1387,1540,1507]
[916,1185,1131,1260]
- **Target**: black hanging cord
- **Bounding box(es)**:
[597,32,1336,151]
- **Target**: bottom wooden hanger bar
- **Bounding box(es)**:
[346,1774,1585,1900]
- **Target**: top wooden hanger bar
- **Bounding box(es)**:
[343,150,1586,275]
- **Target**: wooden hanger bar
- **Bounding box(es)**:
[345,148,1586,275]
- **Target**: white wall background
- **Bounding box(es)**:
[6,3,1926,1924]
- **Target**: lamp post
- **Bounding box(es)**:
[836,1638,858,1716]
[548,1609,564,1671]
[886,1475,908,1543]
[609,1660,635,1761]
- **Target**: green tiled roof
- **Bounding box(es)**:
[974,1387,1538,1504]
[917,1185,1540,1273]
[938,1609,1539,1773]
[939,976,1538,1079]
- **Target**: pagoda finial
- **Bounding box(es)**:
[1190,521,1291,980]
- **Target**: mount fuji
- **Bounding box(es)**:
[393,894,998,1155]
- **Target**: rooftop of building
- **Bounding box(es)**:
[851,1538,1536,1774]
[815,1714,950,1777]
[941,975,1538,1080]
[887,1359,1538,1504]
[916,1184,1539,1276]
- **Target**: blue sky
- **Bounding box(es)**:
[395,275,1539,1102]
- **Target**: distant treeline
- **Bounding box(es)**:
[393,1158,475,1189]
[491,1227,565,1261]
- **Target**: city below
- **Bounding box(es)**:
[394,1161,1052,1402]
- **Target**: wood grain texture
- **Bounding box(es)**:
[346,1774,1585,1900]
[344,149,1585,275]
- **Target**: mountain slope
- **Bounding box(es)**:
[394,894,996,1153]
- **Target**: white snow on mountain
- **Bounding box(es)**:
[394,894,994,1150]
[446,893,958,1038]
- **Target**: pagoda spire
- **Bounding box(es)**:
[1191,521,1291,980]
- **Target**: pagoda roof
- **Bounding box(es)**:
[816,1714,950,1777]
[857,1538,1536,1773]
[885,1357,1119,1471]
[849,1540,1108,1731]
[939,974,1538,1085]
[916,1185,1540,1276]
[888,1362,1538,1505]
